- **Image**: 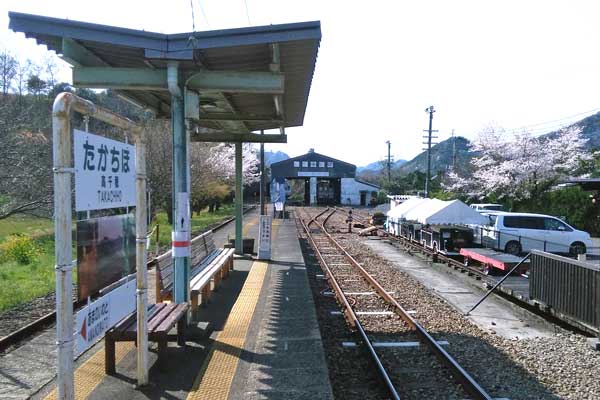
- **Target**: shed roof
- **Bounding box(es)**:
[8,12,321,137]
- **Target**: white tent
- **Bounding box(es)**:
[386,197,429,234]
[403,199,488,225]
[387,197,428,219]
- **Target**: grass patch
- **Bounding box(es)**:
[0,235,56,312]
[151,204,235,247]
[0,215,53,241]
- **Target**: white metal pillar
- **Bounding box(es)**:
[310,177,317,205]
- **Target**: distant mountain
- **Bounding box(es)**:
[566,111,600,149]
[357,158,407,173]
[398,136,472,174]
[264,150,289,166]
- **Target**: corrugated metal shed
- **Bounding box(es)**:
[270,151,356,179]
[8,12,321,134]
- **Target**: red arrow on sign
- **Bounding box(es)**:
[80,317,87,340]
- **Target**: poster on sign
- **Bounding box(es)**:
[74,129,136,211]
[76,214,136,301]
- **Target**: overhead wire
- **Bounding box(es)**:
[244,0,252,26]
[196,0,210,29]
[189,0,196,32]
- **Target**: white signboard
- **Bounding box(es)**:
[74,279,136,356]
[74,129,136,211]
[298,171,329,177]
[258,215,272,260]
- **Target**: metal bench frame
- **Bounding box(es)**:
[105,303,188,374]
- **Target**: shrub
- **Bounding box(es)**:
[0,234,40,264]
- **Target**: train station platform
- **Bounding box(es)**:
[33,210,332,400]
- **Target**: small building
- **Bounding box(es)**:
[270,149,380,206]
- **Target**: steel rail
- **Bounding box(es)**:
[298,211,400,400]
[316,208,493,400]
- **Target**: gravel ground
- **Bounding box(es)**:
[299,207,600,400]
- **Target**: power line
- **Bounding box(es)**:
[189,0,196,32]
[244,0,252,26]
[196,0,210,28]
[498,107,600,136]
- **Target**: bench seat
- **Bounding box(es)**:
[189,248,235,317]
[105,302,188,374]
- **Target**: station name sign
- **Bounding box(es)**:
[74,130,136,211]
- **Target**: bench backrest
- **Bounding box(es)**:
[155,230,216,302]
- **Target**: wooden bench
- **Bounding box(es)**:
[154,230,234,317]
[105,302,188,374]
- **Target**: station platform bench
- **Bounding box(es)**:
[154,230,234,317]
[105,302,188,374]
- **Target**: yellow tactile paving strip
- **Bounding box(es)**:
[44,342,135,400]
[187,260,268,400]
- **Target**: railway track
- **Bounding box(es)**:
[299,207,492,399]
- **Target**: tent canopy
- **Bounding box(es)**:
[387,197,429,220]
[401,199,488,225]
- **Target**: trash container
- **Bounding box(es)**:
[228,238,255,254]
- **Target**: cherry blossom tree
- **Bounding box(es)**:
[445,126,592,201]
[207,143,260,185]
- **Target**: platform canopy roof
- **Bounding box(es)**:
[8,12,321,142]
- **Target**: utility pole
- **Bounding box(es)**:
[423,106,437,198]
[386,140,391,185]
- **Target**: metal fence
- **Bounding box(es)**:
[529,250,600,332]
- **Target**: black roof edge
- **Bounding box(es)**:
[9,11,321,52]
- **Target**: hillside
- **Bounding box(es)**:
[397,136,472,175]
[357,158,407,173]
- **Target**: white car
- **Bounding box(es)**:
[470,203,504,212]
[478,212,592,256]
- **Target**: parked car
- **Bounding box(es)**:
[478,212,592,256]
[470,203,504,212]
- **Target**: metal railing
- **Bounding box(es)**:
[529,250,600,332]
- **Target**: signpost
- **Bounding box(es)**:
[52,93,148,398]
[258,215,272,260]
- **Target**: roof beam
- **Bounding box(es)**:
[199,112,282,123]
[73,67,284,94]
[186,70,284,94]
[73,67,167,90]
[61,38,108,67]
[191,132,287,143]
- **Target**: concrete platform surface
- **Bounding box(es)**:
[20,210,332,400]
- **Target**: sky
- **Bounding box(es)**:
[2,0,600,166]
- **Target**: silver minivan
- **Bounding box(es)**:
[480,212,592,255]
